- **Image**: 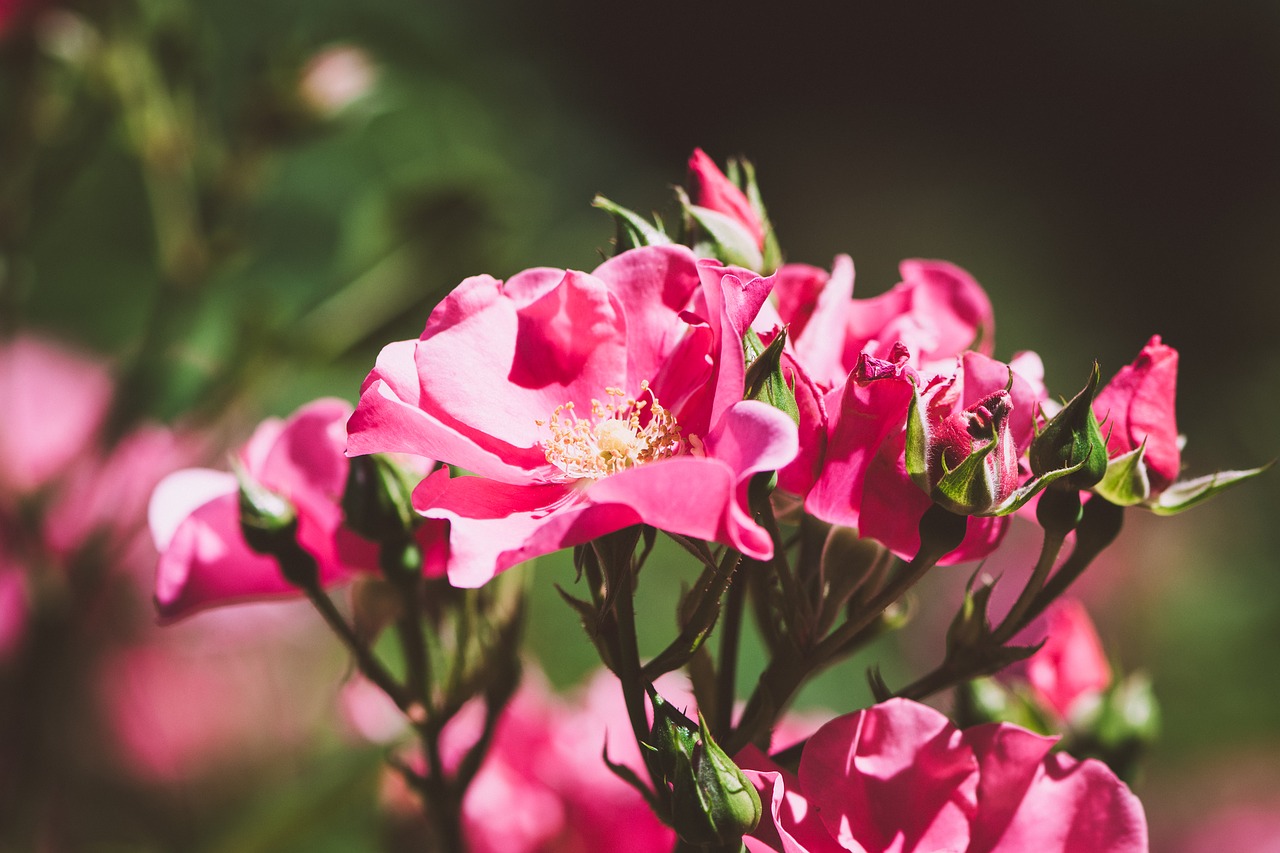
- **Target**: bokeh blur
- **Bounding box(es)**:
[2,2,1278,850]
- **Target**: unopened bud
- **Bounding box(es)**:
[1030,362,1108,490]
[671,714,762,846]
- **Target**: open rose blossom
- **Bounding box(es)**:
[149,399,444,622]
[739,698,1148,853]
[347,244,798,587]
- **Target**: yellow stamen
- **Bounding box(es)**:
[541,381,687,480]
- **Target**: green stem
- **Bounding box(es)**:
[990,527,1067,645]
[301,584,410,711]
[714,569,747,739]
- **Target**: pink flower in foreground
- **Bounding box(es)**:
[1093,336,1180,494]
[689,148,766,251]
[149,399,444,622]
[805,347,1045,564]
[0,334,112,498]
[1020,599,1112,720]
[347,245,798,587]
[739,698,1148,853]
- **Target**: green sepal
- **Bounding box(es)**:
[677,187,765,272]
[1029,362,1109,490]
[743,327,800,425]
[867,665,894,703]
[233,460,316,587]
[1148,461,1273,516]
[905,385,930,491]
[932,438,998,515]
[739,158,781,274]
[986,457,1087,517]
[592,194,672,254]
[603,742,661,812]
[1093,444,1151,507]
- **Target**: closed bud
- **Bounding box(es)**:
[907,377,1020,516]
[1030,362,1108,490]
[671,714,762,846]
[342,453,418,544]
[743,328,800,426]
[234,462,316,588]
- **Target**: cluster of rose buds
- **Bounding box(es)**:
[143,149,1266,853]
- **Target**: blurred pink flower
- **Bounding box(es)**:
[0,334,112,499]
[150,399,444,622]
[100,603,340,782]
[346,667,680,853]
[1094,336,1180,494]
[0,549,27,666]
[1020,599,1112,720]
[1179,801,1280,853]
[739,698,1148,853]
[347,245,798,587]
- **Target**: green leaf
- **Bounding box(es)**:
[933,439,997,514]
[592,194,672,253]
[1149,462,1273,515]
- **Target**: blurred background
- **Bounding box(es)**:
[2,1,1278,850]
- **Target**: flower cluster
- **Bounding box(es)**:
[138,149,1267,852]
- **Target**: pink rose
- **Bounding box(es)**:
[805,348,1045,564]
[149,398,444,621]
[1020,599,1112,720]
[347,245,798,587]
[772,257,996,390]
[1093,336,1180,494]
[739,698,1148,853]
[689,148,767,251]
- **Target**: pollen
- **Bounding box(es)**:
[538,381,685,480]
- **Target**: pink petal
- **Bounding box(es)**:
[590,244,703,386]
[777,255,857,389]
[414,270,628,467]
[413,469,628,587]
[739,747,847,853]
[347,346,538,484]
[983,752,1148,853]
[689,148,766,249]
[799,699,978,853]
[804,359,915,531]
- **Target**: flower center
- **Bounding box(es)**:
[538,381,685,480]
